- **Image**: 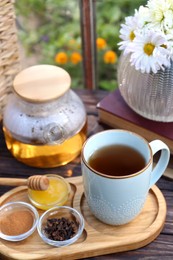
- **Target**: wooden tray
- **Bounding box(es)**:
[0,176,167,260]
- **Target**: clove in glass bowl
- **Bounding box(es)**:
[37,206,84,247]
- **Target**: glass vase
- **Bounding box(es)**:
[117,54,173,122]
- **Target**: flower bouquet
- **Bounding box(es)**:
[118,0,173,74]
[117,0,173,122]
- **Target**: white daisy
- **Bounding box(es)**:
[118,15,141,54]
[163,10,173,31]
[127,30,171,73]
[147,0,173,31]
[167,29,173,41]
[147,0,172,15]
[135,6,151,26]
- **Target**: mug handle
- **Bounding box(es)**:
[149,140,170,188]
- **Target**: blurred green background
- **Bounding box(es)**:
[15,0,146,90]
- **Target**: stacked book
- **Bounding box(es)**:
[97,89,173,154]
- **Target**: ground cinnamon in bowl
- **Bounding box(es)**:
[0,201,39,241]
[1,210,34,236]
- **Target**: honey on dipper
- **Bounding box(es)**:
[28,174,71,210]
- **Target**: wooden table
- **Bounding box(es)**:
[0,89,173,259]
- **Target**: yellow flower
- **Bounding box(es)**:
[68,39,81,50]
[103,50,117,64]
[55,52,68,64]
[70,52,82,64]
[96,38,107,49]
[69,39,76,45]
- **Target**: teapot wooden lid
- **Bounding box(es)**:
[13,65,71,102]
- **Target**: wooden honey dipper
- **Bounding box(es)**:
[0,175,49,191]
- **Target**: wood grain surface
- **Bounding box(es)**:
[0,89,173,259]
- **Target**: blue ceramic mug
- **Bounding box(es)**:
[81,130,170,225]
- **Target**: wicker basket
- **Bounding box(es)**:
[0,0,21,120]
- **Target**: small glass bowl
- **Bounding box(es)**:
[28,174,71,210]
[37,206,84,247]
[0,201,39,242]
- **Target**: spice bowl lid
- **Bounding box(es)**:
[37,206,85,247]
[0,201,39,242]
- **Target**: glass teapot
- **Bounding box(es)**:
[3,65,87,168]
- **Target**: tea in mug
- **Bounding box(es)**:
[88,145,146,177]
